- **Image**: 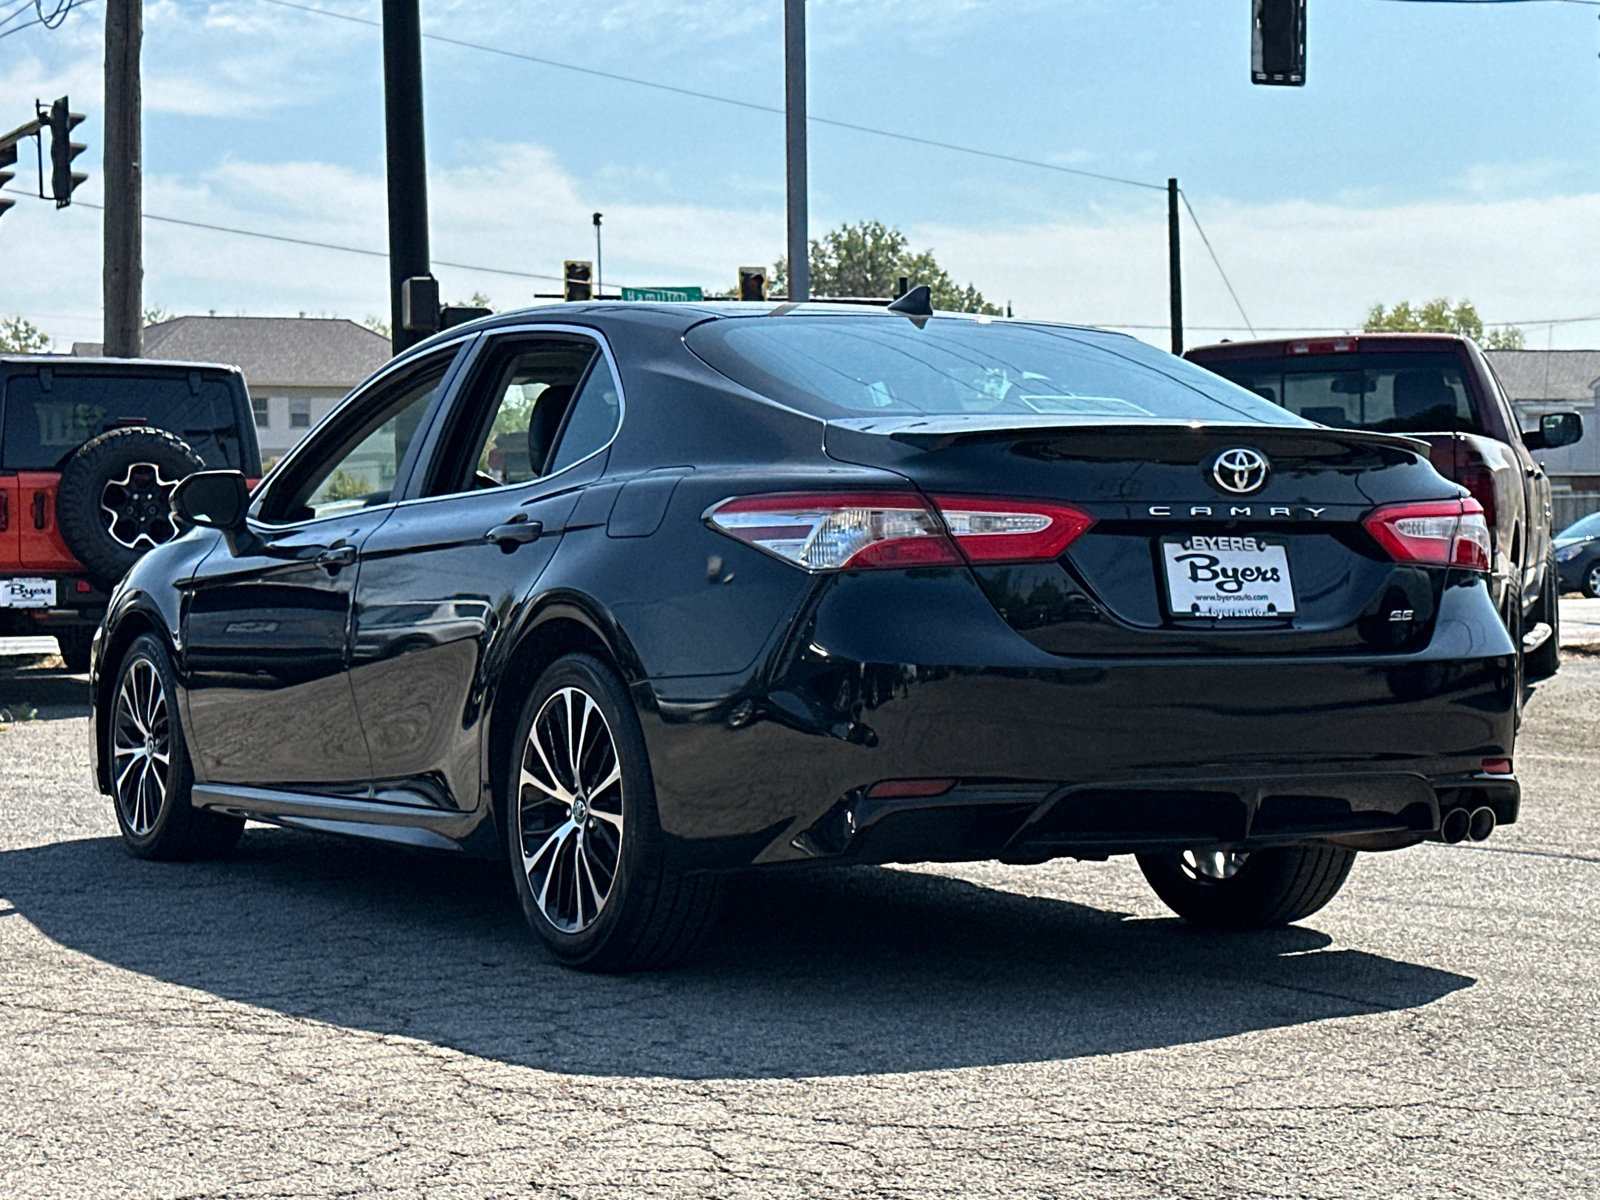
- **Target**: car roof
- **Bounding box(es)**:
[409,300,1127,350]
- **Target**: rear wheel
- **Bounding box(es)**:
[1137,844,1356,929]
[109,634,243,860]
[506,653,723,971]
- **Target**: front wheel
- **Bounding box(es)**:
[1136,844,1356,929]
[109,634,243,860]
[1585,560,1600,600]
[506,653,722,971]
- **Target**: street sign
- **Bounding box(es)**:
[621,286,704,303]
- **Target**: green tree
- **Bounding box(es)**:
[773,220,1003,315]
[0,315,51,354]
[1364,298,1524,350]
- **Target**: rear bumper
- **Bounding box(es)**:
[795,771,1519,865]
[637,570,1519,870]
[0,574,109,633]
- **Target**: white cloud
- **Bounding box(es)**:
[918,190,1600,347]
[10,144,1600,352]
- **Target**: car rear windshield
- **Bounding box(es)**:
[1196,352,1485,436]
[685,317,1309,425]
[1,369,247,471]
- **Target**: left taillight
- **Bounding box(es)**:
[705,492,1093,571]
[1362,498,1491,571]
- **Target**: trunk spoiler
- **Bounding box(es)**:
[826,415,1432,456]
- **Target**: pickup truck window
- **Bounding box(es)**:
[1205,352,1485,437]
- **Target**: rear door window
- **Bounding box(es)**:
[1,369,246,470]
[1206,353,1483,436]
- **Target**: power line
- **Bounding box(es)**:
[0,0,88,39]
[1177,192,1256,337]
[254,0,1168,192]
[15,188,622,287]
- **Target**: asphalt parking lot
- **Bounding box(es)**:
[2,626,1597,1198]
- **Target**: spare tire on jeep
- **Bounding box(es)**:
[56,427,207,584]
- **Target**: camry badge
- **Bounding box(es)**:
[1212,448,1271,495]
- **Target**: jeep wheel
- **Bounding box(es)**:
[56,428,206,585]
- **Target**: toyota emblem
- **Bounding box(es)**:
[1211,448,1271,495]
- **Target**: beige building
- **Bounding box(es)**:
[74,317,394,466]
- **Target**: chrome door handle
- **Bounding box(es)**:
[485,518,543,549]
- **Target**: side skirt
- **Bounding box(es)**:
[191,783,482,854]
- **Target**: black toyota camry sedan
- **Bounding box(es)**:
[89,298,1520,970]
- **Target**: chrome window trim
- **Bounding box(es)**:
[246,334,479,531]
[393,321,628,509]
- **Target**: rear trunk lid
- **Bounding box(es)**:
[824,416,1461,657]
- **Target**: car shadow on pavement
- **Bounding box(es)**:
[2,828,1474,1080]
[0,659,91,722]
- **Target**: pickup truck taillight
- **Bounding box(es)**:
[0,488,8,532]
[1427,441,1497,534]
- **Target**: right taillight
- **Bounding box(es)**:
[1362,498,1491,571]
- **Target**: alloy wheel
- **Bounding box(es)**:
[101,461,182,551]
[1588,562,1600,598]
[516,686,626,934]
[1178,847,1249,883]
[112,657,171,836]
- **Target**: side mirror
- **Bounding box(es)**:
[1523,412,1583,452]
[171,470,250,532]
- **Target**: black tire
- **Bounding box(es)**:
[108,633,244,861]
[56,626,94,674]
[1585,560,1600,600]
[506,652,723,971]
[56,428,206,585]
[1524,558,1561,681]
[1137,844,1357,929]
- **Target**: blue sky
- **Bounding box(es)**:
[4,0,1599,349]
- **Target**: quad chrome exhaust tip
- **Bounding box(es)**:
[1468,806,1497,842]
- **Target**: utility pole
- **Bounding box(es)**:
[784,0,808,302]
[383,0,430,355]
[1168,178,1183,356]
[104,0,142,359]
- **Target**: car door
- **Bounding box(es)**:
[182,347,463,789]
[347,329,624,810]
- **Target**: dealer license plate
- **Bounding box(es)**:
[1162,536,1294,619]
[1,578,57,608]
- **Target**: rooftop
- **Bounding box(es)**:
[1486,349,1600,404]
[139,316,392,389]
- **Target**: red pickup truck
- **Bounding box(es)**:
[1185,333,1582,680]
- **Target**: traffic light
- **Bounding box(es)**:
[564,260,593,302]
[45,96,87,207]
[1251,0,1305,87]
[0,141,16,222]
[738,266,767,301]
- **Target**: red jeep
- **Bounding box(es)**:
[1,354,262,671]
[1186,333,1582,680]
